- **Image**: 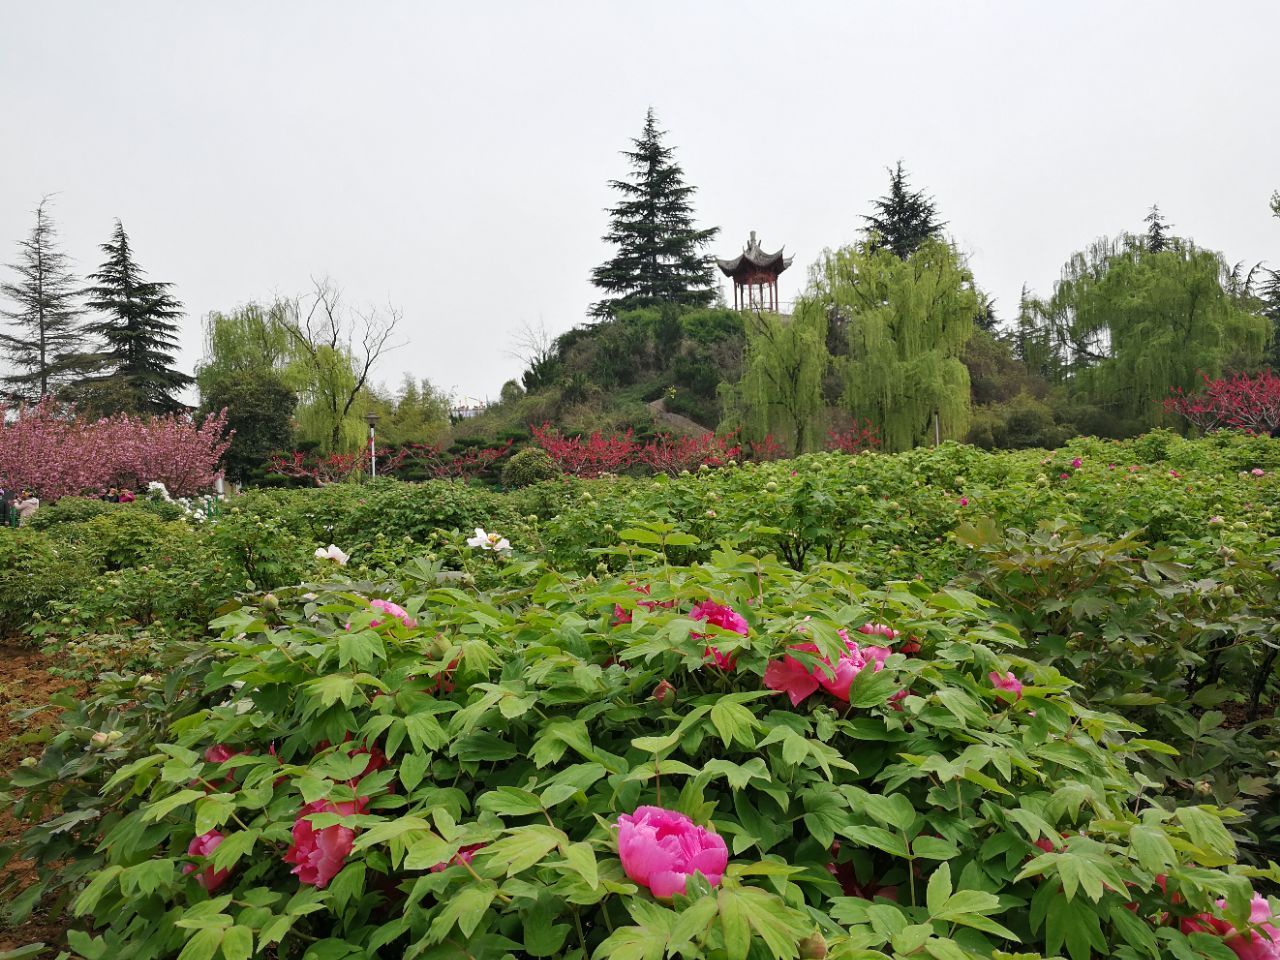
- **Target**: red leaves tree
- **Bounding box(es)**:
[824,419,882,454]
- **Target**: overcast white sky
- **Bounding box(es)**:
[2,2,1277,403]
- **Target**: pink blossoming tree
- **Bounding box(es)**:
[0,399,230,501]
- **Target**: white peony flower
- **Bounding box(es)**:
[466,527,511,552]
[314,544,349,565]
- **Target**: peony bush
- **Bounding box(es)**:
[6,533,1278,960]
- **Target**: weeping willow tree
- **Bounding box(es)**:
[802,238,976,452]
[196,282,401,454]
[730,307,828,454]
[1034,237,1269,427]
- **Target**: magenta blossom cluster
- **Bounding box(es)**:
[689,599,749,670]
[763,624,907,707]
[615,805,728,898]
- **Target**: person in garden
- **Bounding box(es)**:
[14,489,39,524]
[118,488,136,503]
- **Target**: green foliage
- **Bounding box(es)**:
[3,435,1280,959]
[812,239,977,452]
[10,546,1276,959]
[200,369,298,483]
[732,307,828,454]
[502,446,560,488]
[1026,236,1270,427]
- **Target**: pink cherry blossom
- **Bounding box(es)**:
[183,830,230,891]
[0,398,229,501]
[616,805,728,898]
[989,671,1023,700]
[283,798,366,888]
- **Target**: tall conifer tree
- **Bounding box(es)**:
[1144,205,1172,252]
[79,220,192,414]
[0,197,85,401]
[590,109,719,318]
[862,162,945,259]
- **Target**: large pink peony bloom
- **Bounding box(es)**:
[616,805,728,898]
[283,799,366,888]
[370,598,417,629]
[764,628,902,706]
[989,671,1024,700]
[1182,895,1280,960]
[183,830,230,891]
[690,600,748,670]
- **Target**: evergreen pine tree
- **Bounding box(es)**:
[862,161,945,259]
[0,197,85,401]
[590,109,719,319]
[79,220,192,414]
[1144,204,1172,252]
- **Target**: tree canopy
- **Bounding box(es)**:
[590,109,720,319]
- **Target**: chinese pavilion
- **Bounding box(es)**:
[716,231,793,312]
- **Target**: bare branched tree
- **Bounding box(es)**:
[508,319,561,391]
[283,277,403,450]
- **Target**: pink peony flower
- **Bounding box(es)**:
[763,644,823,706]
[858,623,898,640]
[283,798,366,888]
[958,496,969,507]
[764,629,899,706]
[183,830,230,891]
[1181,895,1279,960]
[1059,472,1070,480]
[616,805,728,898]
[1169,469,1181,478]
[370,598,416,629]
[431,842,487,873]
[989,671,1023,700]
[1071,457,1083,468]
[203,744,240,764]
[612,584,676,626]
[1252,468,1266,477]
[690,600,748,670]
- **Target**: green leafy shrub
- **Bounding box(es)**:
[5,546,1278,959]
[24,496,119,530]
[502,446,561,488]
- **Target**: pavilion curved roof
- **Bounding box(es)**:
[716,232,793,278]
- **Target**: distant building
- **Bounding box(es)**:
[449,396,488,420]
[716,230,793,313]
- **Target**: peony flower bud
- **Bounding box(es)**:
[799,933,828,960]
[652,680,676,705]
[262,593,279,610]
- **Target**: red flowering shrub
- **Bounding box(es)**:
[824,418,882,454]
[636,432,742,476]
[529,422,639,477]
[1165,370,1280,434]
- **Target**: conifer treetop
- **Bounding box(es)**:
[590,109,720,318]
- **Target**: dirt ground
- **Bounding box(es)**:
[0,644,81,954]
